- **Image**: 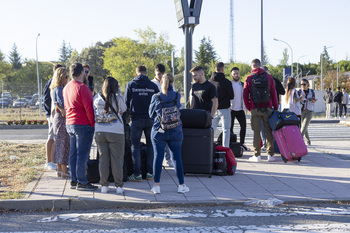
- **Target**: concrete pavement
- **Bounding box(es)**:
[1,140,349,211]
[0,118,349,211]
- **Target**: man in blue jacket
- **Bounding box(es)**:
[124,66,159,182]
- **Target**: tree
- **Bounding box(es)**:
[103,27,174,91]
[194,36,217,79]
[8,43,22,70]
[0,50,12,85]
[69,41,111,90]
[279,48,289,66]
[58,40,73,65]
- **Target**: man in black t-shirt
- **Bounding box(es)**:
[190,66,218,118]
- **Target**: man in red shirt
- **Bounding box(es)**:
[63,63,97,191]
[243,59,278,162]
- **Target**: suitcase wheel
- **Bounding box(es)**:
[281,154,288,163]
[208,174,212,178]
[297,158,301,162]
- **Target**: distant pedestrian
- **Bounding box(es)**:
[43,64,63,171]
[190,66,218,118]
[342,88,348,118]
[230,67,250,151]
[94,77,127,194]
[124,66,159,182]
[209,62,234,148]
[149,73,189,194]
[298,79,317,146]
[63,63,97,191]
[283,77,302,116]
[151,63,173,167]
[50,67,70,178]
[243,59,279,162]
[333,87,343,119]
[323,87,333,119]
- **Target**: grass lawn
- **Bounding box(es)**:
[0,142,46,199]
[0,107,46,123]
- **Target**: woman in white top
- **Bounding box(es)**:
[283,77,302,116]
[93,77,127,194]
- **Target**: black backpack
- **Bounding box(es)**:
[333,92,342,103]
[251,72,270,112]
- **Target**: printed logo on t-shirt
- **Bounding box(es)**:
[132,88,156,96]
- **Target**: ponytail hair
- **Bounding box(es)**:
[101,76,119,114]
[161,73,174,95]
[285,77,296,103]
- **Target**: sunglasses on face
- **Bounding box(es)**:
[301,83,307,86]
[85,70,89,74]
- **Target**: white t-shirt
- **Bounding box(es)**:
[230,81,243,111]
[151,78,162,92]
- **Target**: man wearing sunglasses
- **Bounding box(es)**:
[83,64,94,94]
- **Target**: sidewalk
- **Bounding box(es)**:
[1,139,349,211]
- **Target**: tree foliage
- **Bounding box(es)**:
[103,27,174,91]
[8,43,22,70]
[279,48,289,66]
[58,40,73,66]
[69,41,111,90]
[194,36,217,79]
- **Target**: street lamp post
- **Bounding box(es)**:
[296,55,306,88]
[261,0,264,66]
[36,33,42,116]
[274,38,293,77]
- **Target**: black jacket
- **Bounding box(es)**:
[43,79,52,118]
[209,72,234,109]
[273,77,285,103]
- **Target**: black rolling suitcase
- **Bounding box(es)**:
[181,127,214,177]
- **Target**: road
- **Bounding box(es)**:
[0,122,349,142]
[0,203,349,232]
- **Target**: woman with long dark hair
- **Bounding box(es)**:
[149,74,189,194]
[93,77,127,194]
[283,77,302,116]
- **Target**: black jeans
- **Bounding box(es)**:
[335,102,342,117]
[342,104,347,116]
[230,110,247,145]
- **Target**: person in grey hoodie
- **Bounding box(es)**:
[124,66,159,182]
[209,62,234,148]
[94,77,127,194]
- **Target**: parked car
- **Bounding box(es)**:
[35,97,44,108]
[0,98,11,108]
[1,92,12,99]
[13,98,29,108]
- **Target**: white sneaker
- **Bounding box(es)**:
[267,155,276,162]
[166,160,174,167]
[177,184,190,193]
[44,162,57,170]
[101,186,109,193]
[248,155,262,162]
[116,187,124,194]
[151,185,161,194]
[344,116,347,119]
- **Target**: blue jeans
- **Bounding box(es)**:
[151,128,184,184]
[66,124,94,185]
[130,119,154,176]
[212,108,231,147]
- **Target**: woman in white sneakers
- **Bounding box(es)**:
[93,77,127,194]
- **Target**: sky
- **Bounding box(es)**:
[0,0,349,67]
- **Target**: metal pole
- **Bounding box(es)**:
[36,33,42,116]
[320,53,323,91]
[171,51,175,90]
[183,26,193,105]
[297,55,306,88]
[337,62,339,87]
[261,0,264,66]
[273,38,293,77]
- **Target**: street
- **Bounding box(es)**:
[0,203,350,232]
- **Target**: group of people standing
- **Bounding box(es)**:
[324,87,348,119]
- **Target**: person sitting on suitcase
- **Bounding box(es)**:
[149,74,190,194]
[230,67,250,151]
[209,62,234,148]
[190,66,218,118]
[243,59,279,162]
[124,66,159,182]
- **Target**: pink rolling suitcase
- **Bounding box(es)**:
[274,125,307,163]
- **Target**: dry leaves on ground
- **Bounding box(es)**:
[0,142,45,199]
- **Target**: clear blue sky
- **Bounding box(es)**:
[0,0,349,67]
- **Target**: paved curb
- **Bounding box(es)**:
[0,125,48,130]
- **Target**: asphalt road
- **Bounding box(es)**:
[0,203,349,232]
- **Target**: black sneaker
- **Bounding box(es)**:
[76,183,98,191]
[70,181,77,189]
